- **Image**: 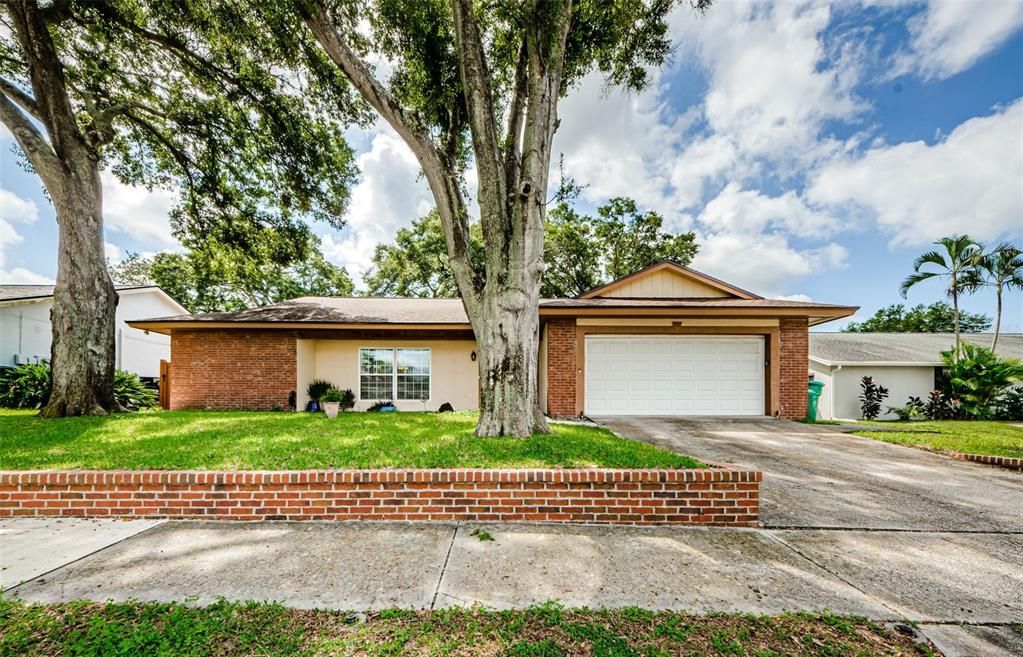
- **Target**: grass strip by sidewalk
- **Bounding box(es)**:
[852,420,1023,459]
[0,410,703,471]
[0,598,937,657]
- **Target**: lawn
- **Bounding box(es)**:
[0,599,937,657]
[853,420,1023,459]
[0,409,702,470]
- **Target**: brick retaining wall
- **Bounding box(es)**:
[0,468,761,526]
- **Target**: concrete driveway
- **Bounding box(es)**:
[596,416,1023,531]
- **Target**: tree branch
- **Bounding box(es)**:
[0,84,61,185]
[303,0,482,308]
[0,75,41,121]
[503,39,528,196]
[5,0,86,161]
[450,0,505,220]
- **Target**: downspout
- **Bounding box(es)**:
[831,364,842,421]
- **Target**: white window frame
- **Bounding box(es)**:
[358,347,432,402]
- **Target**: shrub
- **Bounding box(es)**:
[859,376,889,420]
[940,343,1023,419]
[923,389,961,420]
[996,387,1023,421]
[306,379,333,402]
[888,396,925,421]
[0,363,51,409]
[338,388,356,412]
[0,364,156,410]
[114,370,158,409]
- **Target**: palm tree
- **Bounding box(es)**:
[977,243,1023,352]
[900,234,983,358]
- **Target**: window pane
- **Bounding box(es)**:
[397,375,430,401]
[396,348,430,375]
[360,348,393,374]
[360,375,393,400]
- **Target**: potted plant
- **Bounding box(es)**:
[338,388,356,413]
[306,379,333,413]
[321,387,344,418]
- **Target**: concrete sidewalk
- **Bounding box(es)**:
[3,518,1021,656]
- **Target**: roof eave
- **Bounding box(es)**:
[126,320,474,335]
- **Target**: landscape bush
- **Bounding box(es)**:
[939,343,1023,419]
[859,376,889,420]
[0,363,156,410]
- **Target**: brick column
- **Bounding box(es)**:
[545,319,578,417]
[170,330,297,410]
[778,318,809,419]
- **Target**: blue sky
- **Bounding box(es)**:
[2,0,1022,332]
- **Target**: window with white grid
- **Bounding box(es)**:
[358,348,431,401]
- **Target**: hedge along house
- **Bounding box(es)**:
[129,261,856,418]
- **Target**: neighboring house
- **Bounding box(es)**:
[0,285,190,379]
[809,332,1023,420]
[128,261,856,417]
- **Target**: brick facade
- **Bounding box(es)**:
[778,318,809,420]
[545,319,577,417]
[170,330,296,410]
[0,468,761,527]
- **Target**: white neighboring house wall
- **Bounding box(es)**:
[0,288,188,378]
[810,360,938,421]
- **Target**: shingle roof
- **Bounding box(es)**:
[0,285,154,302]
[134,295,858,328]
[809,332,1023,365]
[139,297,472,325]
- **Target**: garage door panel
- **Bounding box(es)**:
[585,336,765,416]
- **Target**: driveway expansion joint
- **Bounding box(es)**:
[430,522,459,610]
[760,529,906,620]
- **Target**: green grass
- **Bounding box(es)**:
[0,409,703,471]
[0,598,934,657]
[853,420,1023,458]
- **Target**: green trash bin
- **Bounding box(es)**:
[807,379,825,421]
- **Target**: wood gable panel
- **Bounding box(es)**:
[600,268,731,298]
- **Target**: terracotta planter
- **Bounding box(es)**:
[322,402,340,419]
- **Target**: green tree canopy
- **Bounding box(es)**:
[843,302,991,333]
[0,0,363,415]
[110,235,353,313]
[364,198,698,298]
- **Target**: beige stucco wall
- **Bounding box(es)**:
[814,363,937,420]
[296,338,479,411]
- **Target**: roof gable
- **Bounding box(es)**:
[579,261,760,300]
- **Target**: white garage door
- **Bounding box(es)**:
[585,336,765,416]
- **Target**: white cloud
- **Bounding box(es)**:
[100,173,179,248]
[774,293,814,302]
[0,188,50,283]
[699,183,842,237]
[104,242,121,262]
[0,188,39,223]
[319,128,433,281]
[692,231,848,297]
[808,98,1023,245]
[894,0,1023,80]
[0,267,52,284]
[672,1,865,167]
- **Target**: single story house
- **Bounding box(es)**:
[128,261,856,418]
[809,332,1023,420]
[1,284,189,379]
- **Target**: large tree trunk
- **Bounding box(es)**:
[40,163,120,417]
[473,278,548,437]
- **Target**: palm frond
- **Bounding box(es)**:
[912,250,947,272]
[900,271,937,297]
